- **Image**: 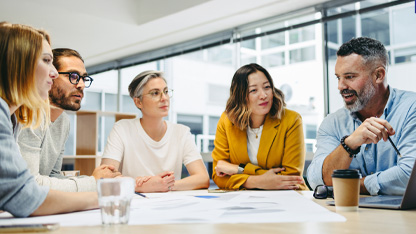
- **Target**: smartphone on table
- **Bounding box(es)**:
[0,223,59,233]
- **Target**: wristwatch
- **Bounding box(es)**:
[237,164,245,174]
[340,135,361,158]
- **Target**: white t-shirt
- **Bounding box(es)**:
[102,118,202,179]
[246,125,263,166]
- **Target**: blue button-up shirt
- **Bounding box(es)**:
[307,87,416,195]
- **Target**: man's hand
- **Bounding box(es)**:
[215,160,239,177]
[92,164,121,180]
[135,171,175,193]
[346,117,395,150]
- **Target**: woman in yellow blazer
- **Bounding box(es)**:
[212,63,307,190]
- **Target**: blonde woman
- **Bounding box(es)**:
[101,71,209,192]
[0,22,97,217]
[212,63,307,190]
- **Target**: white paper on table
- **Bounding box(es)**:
[0,190,346,226]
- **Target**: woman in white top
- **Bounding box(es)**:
[101,71,210,192]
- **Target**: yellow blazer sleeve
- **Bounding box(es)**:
[279,112,307,190]
[212,113,249,190]
[243,111,305,180]
[212,110,307,190]
[244,163,268,175]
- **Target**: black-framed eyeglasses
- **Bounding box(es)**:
[313,185,334,199]
[58,72,93,88]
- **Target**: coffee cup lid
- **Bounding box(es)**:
[332,169,362,179]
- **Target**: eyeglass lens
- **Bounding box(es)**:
[69,73,92,87]
[149,89,173,100]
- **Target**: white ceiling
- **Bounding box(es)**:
[0,0,333,67]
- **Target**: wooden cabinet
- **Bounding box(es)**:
[64,110,136,175]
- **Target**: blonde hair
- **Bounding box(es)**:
[226,63,285,130]
[0,22,51,128]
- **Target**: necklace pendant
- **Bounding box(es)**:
[255,135,258,139]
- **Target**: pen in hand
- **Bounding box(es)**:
[387,136,402,157]
[375,116,402,158]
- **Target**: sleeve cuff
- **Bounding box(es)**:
[70,176,97,192]
[306,156,326,190]
[364,173,380,195]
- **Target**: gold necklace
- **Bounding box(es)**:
[250,127,261,139]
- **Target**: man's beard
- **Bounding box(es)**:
[49,86,83,111]
[341,79,376,113]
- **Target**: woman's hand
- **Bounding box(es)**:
[215,160,239,177]
[135,176,152,187]
[92,164,122,180]
[244,168,304,190]
[135,171,175,193]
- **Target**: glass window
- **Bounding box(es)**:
[208,116,220,151]
[392,6,416,44]
[89,70,118,93]
[181,50,205,62]
[241,39,256,50]
[261,32,285,49]
[98,116,116,153]
[105,93,117,112]
[361,10,390,46]
[81,91,101,111]
[122,95,139,114]
[326,20,338,44]
[341,16,356,43]
[290,46,315,63]
[81,70,118,111]
[63,113,76,156]
[207,45,233,66]
[262,52,285,68]
[241,55,256,66]
[177,114,203,135]
[328,48,337,61]
[360,0,390,9]
[306,143,314,153]
[240,29,257,50]
[167,44,234,125]
[305,124,317,139]
[395,46,416,64]
[289,25,315,44]
[209,116,220,135]
[326,3,356,17]
[208,84,229,105]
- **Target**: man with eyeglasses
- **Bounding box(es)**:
[307,37,416,196]
[18,48,120,192]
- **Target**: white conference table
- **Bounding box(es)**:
[7,191,414,234]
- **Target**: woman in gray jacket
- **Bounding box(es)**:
[0,22,97,217]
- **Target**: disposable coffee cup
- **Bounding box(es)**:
[97,178,135,225]
[332,169,361,211]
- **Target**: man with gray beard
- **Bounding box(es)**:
[18,48,120,192]
[307,37,416,195]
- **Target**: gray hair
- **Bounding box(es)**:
[337,37,389,70]
[128,70,166,99]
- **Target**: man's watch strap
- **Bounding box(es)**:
[340,135,361,158]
